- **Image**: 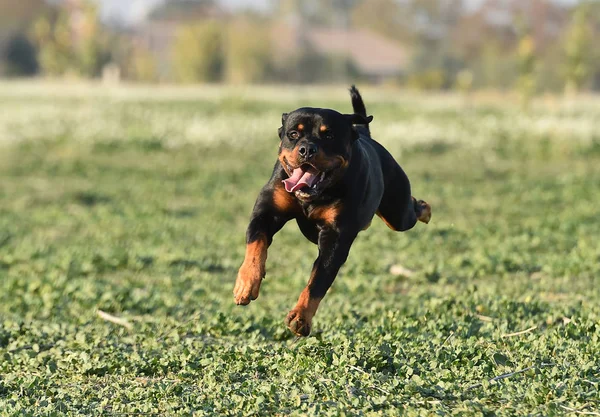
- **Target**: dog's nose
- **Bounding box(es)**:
[298,143,318,159]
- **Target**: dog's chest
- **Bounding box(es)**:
[301,201,343,227]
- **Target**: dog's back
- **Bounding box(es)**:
[348,87,425,231]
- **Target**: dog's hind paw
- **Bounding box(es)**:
[415,199,432,224]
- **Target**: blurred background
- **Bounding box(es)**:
[1,0,599,93]
[2,3,600,413]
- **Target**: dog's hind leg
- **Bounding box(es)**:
[376,165,431,231]
[413,198,432,224]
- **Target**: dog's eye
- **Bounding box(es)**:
[322,131,333,140]
[288,131,299,140]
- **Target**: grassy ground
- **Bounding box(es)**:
[0,82,599,416]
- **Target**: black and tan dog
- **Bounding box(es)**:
[233,86,431,336]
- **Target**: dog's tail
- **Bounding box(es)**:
[349,85,370,134]
[349,85,367,118]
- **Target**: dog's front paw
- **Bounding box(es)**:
[285,308,312,337]
[233,272,262,305]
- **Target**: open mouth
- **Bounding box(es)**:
[282,159,329,197]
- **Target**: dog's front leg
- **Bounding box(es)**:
[234,192,291,305]
[285,228,357,336]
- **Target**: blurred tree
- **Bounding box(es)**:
[516,33,537,107]
[479,41,506,88]
[450,1,517,90]
[537,46,565,93]
[31,11,73,75]
[77,2,111,77]
[589,2,600,90]
[172,21,224,82]
[399,0,464,88]
[149,0,220,21]
[563,4,594,93]
[455,68,473,94]
[299,0,358,27]
[4,34,38,76]
[225,20,272,84]
[350,0,411,42]
[278,0,355,26]
[277,0,300,17]
[128,46,158,82]
[448,0,576,92]
[30,0,110,77]
[406,68,446,90]
[0,0,47,76]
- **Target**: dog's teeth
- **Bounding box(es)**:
[320,172,325,181]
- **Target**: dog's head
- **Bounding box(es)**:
[278,107,372,201]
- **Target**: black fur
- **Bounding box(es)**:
[234,86,429,336]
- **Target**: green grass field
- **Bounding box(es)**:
[1,82,599,416]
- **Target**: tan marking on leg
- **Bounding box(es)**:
[233,235,267,305]
[376,210,399,231]
[295,287,321,319]
[285,287,322,337]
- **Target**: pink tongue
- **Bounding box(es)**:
[283,168,318,192]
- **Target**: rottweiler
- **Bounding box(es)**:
[233,86,431,336]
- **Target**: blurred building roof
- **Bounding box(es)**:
[272,24,409,78]
[307,29,409,77]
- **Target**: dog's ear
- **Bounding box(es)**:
[278,113,289,139]
[344,113,373,126]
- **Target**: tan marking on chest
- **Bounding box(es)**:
[273,186,299,213]
[309,203,342,225]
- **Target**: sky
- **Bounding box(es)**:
[92,0,580,26]
[95,0,272,25]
